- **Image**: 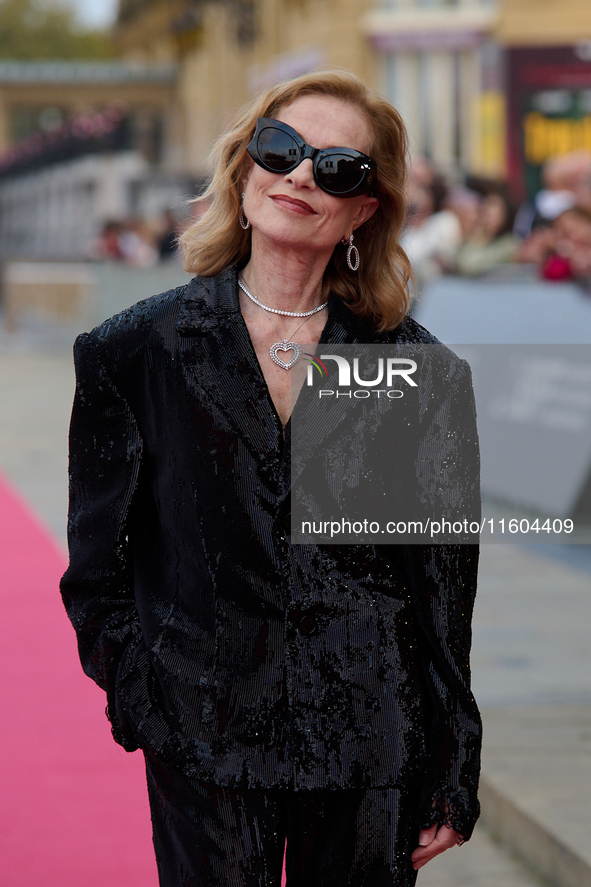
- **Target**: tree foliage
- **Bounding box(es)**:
[0,0,114,59]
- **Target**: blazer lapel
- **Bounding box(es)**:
[176,267,283,464]
[287,295,389,492]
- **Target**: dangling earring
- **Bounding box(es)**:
[239,192,250,230]
[344,233,359,271]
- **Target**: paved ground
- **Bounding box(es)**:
[419,823,547,887]
[2,302,590,887]
[0,346,73,549]
[481,704,591,887]
[474,546,591,708]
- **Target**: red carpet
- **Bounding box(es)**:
[0,473,157,887]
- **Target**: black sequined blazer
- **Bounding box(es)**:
[60,265,482,838]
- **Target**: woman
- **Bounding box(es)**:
[455,191,517,277]
[401,162,464,288]
[60,70,481,886]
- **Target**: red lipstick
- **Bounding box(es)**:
[271,194,316,214]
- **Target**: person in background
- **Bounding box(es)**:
[455,191,517,277]
[87,220,125,261]
[88,218,160,266]
[443,186,481,245]
[537,206,591,284]
[118,218,159,267]
[401,163,465,289]
[158,209,180,260]
[514,151,591,239]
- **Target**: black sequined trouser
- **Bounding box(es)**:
[144,751,420,887]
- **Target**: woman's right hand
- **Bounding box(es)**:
[410,823,463,870]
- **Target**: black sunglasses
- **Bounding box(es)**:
[246,117,377,198]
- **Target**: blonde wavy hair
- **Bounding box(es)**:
[179,69,413,330]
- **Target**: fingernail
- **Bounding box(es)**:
[419,836,429,845]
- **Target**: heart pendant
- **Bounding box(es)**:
[270,340,301,370]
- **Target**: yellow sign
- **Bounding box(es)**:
[523,111,591,165]
[478,91,507,177]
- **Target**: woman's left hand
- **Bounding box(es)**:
[410,824,463,870]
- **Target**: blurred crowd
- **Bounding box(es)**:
[87,199,212,267]
[88,208,186,266]
[402,150,591,292]
[89,151,591,293]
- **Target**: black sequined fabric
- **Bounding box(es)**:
[60,264,481,841]
[145,749,420,886]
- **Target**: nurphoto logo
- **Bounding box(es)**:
[306,354,418,399]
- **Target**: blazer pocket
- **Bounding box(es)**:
[113,633,176,757]
[104,634,144,751]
